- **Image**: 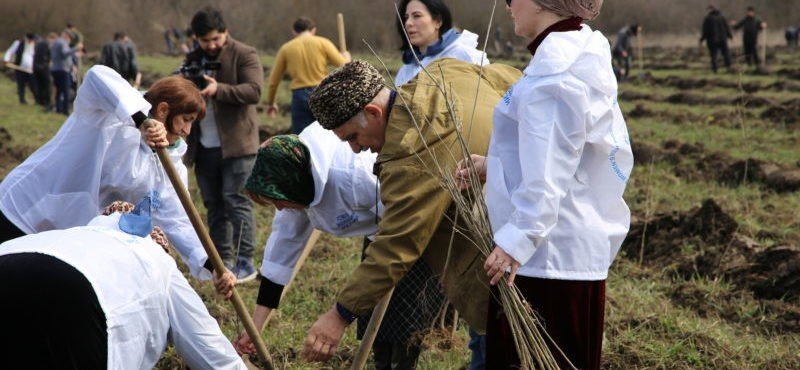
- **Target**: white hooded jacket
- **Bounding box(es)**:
[0,214,245,370]
[394,29,489,87]
[0,66,210,279]
[486,25,634,281]
[259,122,380,286]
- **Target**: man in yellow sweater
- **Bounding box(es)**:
[266,17,351,134]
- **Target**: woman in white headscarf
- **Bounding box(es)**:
[457,0,633,368]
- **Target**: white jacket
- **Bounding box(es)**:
[486,25,633,281]
[394,30,489,87]
[0,66,209,279]
[0,214,245,370]
[260,122,380,285]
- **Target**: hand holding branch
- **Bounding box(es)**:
[485,245,520,286]
[455,154,487,190]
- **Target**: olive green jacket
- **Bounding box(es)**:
[337,59,522,333]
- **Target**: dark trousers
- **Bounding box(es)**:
[743,40,760,66]
[194,146,256,265]
[708,42,732,73]
[486,277,606,370]
[612,50,631,81]
[290,87,316,134]
[0,253,107,370]
[51,70,72,115]
[0,209,26,244]
[15,70,36,104]
[357,238,439,370]
[34,67,52,106]
[373,341,422,370]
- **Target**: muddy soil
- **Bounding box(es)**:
[669,281,800,334]
[760,98,800,125]
[631,138,797,192]
[626,104,753,127]
[622,199,800,332]
[0,127,31,180]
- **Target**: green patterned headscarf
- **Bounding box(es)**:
[245,135,315,206]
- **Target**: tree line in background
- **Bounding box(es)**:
[2,0,799,54]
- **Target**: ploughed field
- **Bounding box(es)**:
[0,46,798,369]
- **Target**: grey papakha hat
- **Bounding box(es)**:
[309,60,385,130]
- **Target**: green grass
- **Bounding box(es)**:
[1,47,799,369]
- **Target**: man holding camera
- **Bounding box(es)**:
[183,6,263,282]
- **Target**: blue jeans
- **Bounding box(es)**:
[290,87,316,134]
[51,70,72,115]
[468,327,486,370]
[194,146,257,265]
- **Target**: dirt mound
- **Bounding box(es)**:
[623,200,800,303]
[765,169,800,192]
[728,95,778,108]
[630,140,679,166]
[776,67,800,80]
[661,76,711,89]
[647,62,690,70]
[767,80,800,92]
[619,90,658,102]
[662,139,704,156]
[637,139,793,192]
[0,126,27,179]
[627,103,655,119]
[623,199,738,263]
[0,126,12,144]
[760,98,800,125]
[746,245,800,300]
[667,92,706,105]
[718,158,782,186]
[664,92,778,108]
[669,281,800,334]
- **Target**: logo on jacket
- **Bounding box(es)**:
[336,212,359,230]
[502,85,515,106]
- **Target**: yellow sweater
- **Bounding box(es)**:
[266,34,346,105]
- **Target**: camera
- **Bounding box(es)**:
[179,58,221,89]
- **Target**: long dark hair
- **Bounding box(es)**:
[396,0,453,52]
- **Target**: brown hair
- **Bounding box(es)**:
[144,76,206,132]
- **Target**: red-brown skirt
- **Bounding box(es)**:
[486,276,606,370]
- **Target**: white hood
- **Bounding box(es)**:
[524,25,617,97]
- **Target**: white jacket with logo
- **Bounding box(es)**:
[0,214,245,370]
[486,25,633,281]
[0,66,209,279]
[259,122,380,285]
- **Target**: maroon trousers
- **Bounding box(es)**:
[486,276,606,370]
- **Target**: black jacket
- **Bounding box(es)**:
[701,10,732,45]
[734,16,763,44]
[33,39,50,72]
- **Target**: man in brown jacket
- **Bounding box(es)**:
[184,6,263,282]
[302,59,521,362]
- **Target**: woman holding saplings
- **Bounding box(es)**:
[0,65,235,289]
[394,0,487,87]
[456,0,633,368]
